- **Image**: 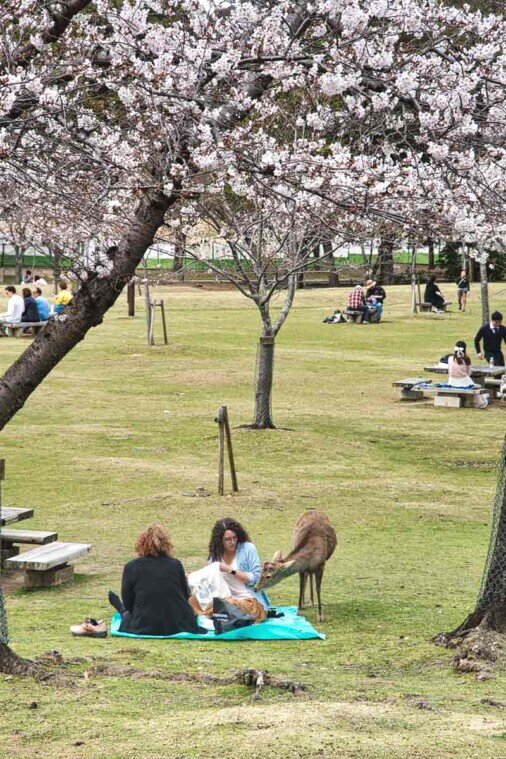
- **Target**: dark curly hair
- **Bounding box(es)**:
[208,518,250,561]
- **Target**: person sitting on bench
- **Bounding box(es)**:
[33,287,50,321]
[21,288,40,324]
[108,524,201,636]
[0,286,24,335]
[447,343,473,388]
[347,285,370,322]
[424,275,446,313]
[438,340,467,367]
[365,279,386,322]
[54,281,73,314]
[474,311,506,367]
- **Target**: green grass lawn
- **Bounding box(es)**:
[1,283,506,758]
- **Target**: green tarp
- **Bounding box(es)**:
[110,606,325,641]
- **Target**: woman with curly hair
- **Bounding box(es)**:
[190,518,269,622]
[108,524,201,636]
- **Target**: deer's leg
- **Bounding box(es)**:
[309,573,314,607]
[298,571,308,610]
[315,565,325,622]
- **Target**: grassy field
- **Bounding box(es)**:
[1,283,506,759]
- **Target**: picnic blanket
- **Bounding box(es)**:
[110,606,325,641]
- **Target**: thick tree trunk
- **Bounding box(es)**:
[0,641,38,676]
[377,239,394,284]
[14,245,22,284]
[0,190,174,430]
[252,336,275,429]
[480,260,490,325]
[427,239,435,270]
[173,230,185,272]
[436,436,506,644]
[127,281,135,316]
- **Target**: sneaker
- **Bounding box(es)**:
[70,618,107,638]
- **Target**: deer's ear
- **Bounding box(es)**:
[272,550,283,562]
[281,559,296,570]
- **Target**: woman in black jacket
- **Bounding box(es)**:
[424,275,446,312]
[21,287,40,322]
[108,524,201,635]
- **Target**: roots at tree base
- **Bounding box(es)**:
[435,603,506,647]
[0,641,38,676]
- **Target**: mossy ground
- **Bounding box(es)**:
[1,283,506,758]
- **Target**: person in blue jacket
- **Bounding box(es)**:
[33,287,51,321]
[190,518,269,621]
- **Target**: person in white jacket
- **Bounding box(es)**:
[0,286,25,334]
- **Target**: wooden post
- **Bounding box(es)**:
[127,281,135,317]
[144,279,153,346]
[156,299,168,345]
[215,406,238,495]
[217,407,225,496]
[148,303,155,346]
[223,407,238,493]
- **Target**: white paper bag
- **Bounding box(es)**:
[188,562,229,609]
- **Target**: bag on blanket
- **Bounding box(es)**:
[188,562,230,610]
[212,597,256,635]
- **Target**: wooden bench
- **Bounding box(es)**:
[0,529,58,568]
[393,378,430,400]
[3,321,48,337]
[0,507,34,526]
[422,386,488,408]
[420,302,452,313]
[6,541,92,588]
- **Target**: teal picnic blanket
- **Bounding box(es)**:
[110,606,325,641]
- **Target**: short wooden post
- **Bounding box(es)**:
[215,406,238,495]
[127,281,135,317]
[144,279,154,346]
[217,408,225,495]
[159,300,168,345]
[223,407,238,492]
[148,303,156,346]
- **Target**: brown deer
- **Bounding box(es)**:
[255,510,337,622]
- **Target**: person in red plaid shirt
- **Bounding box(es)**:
[347,285,370,322]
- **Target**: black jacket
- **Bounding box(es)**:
[424,281,444,305]
[120,555,200,635]
[21,296,40,322]
[474,324,506,354]
[456,277,470,291]
[366,285,386,301]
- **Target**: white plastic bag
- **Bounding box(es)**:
[188,562,229,610]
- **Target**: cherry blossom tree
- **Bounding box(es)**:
[0,0,505,669]
[173,187,347,428]
[0,0,503,430]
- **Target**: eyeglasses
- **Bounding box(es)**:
[223,536,238,542]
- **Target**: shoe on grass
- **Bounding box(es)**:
[70,618,107,638]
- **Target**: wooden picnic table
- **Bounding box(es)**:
[423,365,505,387]
[0,507,34,526]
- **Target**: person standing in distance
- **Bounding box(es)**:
[474,311,506,367]
[456,270,470,312]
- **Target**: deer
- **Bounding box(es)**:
[255,510,337,622]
